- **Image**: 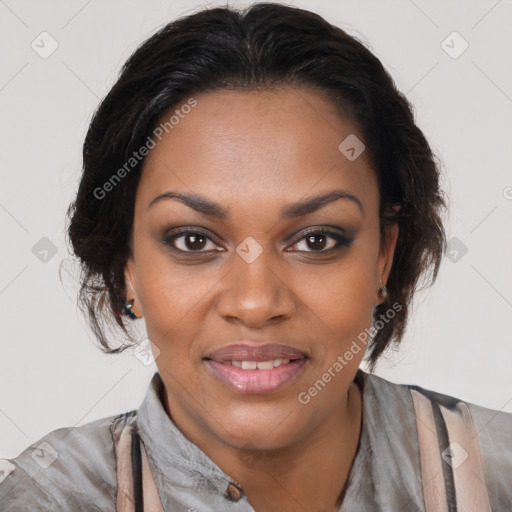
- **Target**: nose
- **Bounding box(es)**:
[216,242,297,328]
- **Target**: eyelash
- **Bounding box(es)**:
[162,226,354,255]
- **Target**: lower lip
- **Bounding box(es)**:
[205,359,307,395]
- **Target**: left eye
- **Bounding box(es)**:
[287,229,353,252]
[164,230,221,253]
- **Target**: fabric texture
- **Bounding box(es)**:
[1,369,511,511]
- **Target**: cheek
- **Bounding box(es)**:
[300,244,378,352]
[133,244,197,338]
[290,253,377,435]
[134,244,226,360]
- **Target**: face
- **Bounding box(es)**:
[124,86,398,452]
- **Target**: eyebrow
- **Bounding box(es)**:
[147,188,364,219]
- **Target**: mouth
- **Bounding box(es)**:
[203,342,309,394]
[205,342,308,363]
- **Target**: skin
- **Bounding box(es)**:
[124,86,399,511]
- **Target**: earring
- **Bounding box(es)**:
[123,298,138,319]
[377,278,388,299]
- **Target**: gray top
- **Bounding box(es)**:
[1,369,511,511]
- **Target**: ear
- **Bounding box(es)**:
[124,256,143,318]
[375,207,400,304]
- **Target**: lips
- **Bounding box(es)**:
[203,342,309,394]
[204,342,308,363]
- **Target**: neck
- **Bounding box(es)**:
[166,380,363,512]
[236,381,363,512]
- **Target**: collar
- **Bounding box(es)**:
[136,368,422,510]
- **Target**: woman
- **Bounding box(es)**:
[1,3,510,511]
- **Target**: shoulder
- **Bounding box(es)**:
[359,370,512,506]
[0,410,138,511]
[382,372,510,435]
[359,369,512,434]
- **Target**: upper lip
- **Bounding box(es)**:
[205,342,308,363]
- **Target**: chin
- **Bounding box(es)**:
[210,406,305,450]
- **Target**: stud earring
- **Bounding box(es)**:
[123,298,138,319]
[377,278,388,299]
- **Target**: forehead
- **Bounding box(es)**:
[137,86,378,216]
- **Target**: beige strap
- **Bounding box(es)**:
[114,422,136,512]
[113,416,164,512]
[439,403,491,511]
[140,437,164,512]
[411,389,449,512]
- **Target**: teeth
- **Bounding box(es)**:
[231,359,291,369]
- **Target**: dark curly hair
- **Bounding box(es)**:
[65,2,447,372]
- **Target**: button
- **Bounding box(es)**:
[226,481,243,501]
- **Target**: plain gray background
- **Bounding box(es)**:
[1,0,511,458]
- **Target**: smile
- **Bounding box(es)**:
[231,358,290,369]
[204,358,307,394]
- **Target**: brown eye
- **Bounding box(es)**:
[181,233,208,250]
[287,228,354,253]
[305,233,328,251]
[163,228,222,253]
